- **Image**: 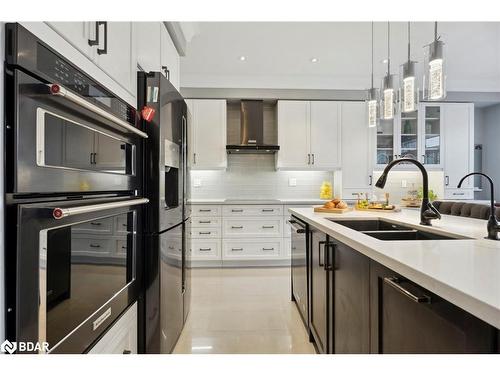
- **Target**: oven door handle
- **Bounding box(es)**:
[52,198,149,219]
[47,84,148,139]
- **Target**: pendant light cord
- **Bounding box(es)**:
[387,21,391,75]
[407,22,411,62]
[371,22,374,88]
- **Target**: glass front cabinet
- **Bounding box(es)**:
[373,103,443,170]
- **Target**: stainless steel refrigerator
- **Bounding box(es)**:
[138,71,191,354]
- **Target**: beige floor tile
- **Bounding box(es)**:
[173,267,316,354]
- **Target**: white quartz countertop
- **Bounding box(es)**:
[189,198,328,205]
[288,207,500,330]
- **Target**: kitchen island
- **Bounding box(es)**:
[289,207,500,353]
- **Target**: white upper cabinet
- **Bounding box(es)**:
[443,103,474,198]
[46,22,93,57]
[186,99,227,170]
[44,22,137,100]
[135,22,162,73]
[277,100,341,170]
[277,101,310,169]
[309,101,341,169]
[94,22,136,97]
[340,102,373,198]
[161,25,180,91]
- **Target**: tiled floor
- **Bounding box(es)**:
[173,267,316,354]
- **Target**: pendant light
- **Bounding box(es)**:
[366,22,380,128]
[423,22,446,100]
[380,22,397,120]
[400,22,418,112]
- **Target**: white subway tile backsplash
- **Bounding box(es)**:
[191,154,333,200]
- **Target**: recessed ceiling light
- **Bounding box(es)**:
[310,58,319,63]
[239,56,246,61]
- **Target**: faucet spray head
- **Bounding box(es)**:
[375,173,388,189]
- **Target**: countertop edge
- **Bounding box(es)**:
[289,208,500,330]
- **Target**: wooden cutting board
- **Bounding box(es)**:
[314,206,351,214]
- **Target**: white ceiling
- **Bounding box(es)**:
[180,22,500,92]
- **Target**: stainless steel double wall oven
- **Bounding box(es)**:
[4,24,148,353]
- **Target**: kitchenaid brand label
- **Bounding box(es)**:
[92,308,112,331]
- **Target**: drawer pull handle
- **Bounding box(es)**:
[231,209,243,212]
[89,244,101,248]
[199,231,211,235]
[231,226,243,229]
[199,209,212,212]
[121,246,127,249]
[199,248,212,251]
[262,209,274,212]
[262,225,275,229]
[453,193,465,196]
[90,222,102,226]
[262,247,274,251]
[168,245,175,249]
[122,223,128,227]
[123,349,132,354]
[231,248,243,251]
[383,277,431,304]
[199,220,211,224]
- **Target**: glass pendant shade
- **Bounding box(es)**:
[423,39,446,100]
[366,87,380,127]
[380,74,397,120]
[400,60,418,113]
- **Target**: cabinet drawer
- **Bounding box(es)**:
[190,227,221,239]
[192,205,221,217]
[191,239,221,260]
[444,188,474,200]
[223,218,283,238]
[223,205,283,217]
[190,217,221,228]
[222,239,282,259]
[116,240,128,256]
[115,215,130,234]
[72,238,113,256]
[88,302,137,354]
[72,217,114,234]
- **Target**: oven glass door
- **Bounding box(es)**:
[37,108,134,175]
[40,210,136,350]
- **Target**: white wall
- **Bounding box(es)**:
[482,103,500,201]
[191,154,334,200]
[1,22,5,343]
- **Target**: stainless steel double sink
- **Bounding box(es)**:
[327,218,466,241]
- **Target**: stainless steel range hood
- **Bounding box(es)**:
[226,100,280,154]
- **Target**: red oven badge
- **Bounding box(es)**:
[141,106,156,122]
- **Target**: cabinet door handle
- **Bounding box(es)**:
[198,220,211,224]
[312,153,315,165]
[193,153,196,164]
[445,175,450,186]
[368,175,373,186]
[162,66,170,80]
[123,349,132,354]
[199,209,211,212]
[97,21,108,55]
[231,248,243,251]
[231,209,243,212]
[199,231,211,235]
[318,240,326,267]
[324,243,335,271]
[231,226,243,229]
[262,225,275,229]
[383,277,431,304]
[88,21,100,46]
[90,222,102,226]
[307,154,311,165]
[199,248,211,251]
[421,154,426,164]
[89,244,101,248]
[261,209,274,212]
[262,247,274,251]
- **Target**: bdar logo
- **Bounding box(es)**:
[1,340,17,354]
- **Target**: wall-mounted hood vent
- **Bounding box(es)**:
[226,100,280,154]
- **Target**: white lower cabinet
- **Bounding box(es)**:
[191,239,221,260]
[223,239,283,260]
[223,217,283,238]
[88,302,137,354]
